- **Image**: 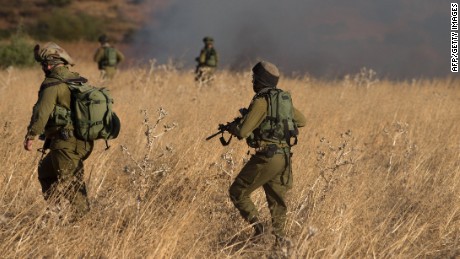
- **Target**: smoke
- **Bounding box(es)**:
[131,0,454,79]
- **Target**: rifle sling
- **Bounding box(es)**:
[40,77,88,90]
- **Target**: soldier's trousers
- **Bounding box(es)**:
[229,150,292,236]
[195,66,215,83]
[38,137,92,218]
[100,67,116,80]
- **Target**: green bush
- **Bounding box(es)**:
[0,29,11,40]
[32,10,105,41]
[0,35,35,68]
[47,0,72,7]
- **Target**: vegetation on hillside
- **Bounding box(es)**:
[0,0,153,42]
[0,33,35,68]
[0,0,157,68]
[32,10,105,42]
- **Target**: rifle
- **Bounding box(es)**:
[194,57,201,75]
[37,134,51,165]
[205,120,238,146]
[206,108,248,146]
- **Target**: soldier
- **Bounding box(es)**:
[24,42,93,220]
[227,61,306,247]
[93,34,124,80]
[195,36,218,83]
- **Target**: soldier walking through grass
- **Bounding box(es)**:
[94,34,124,80]
[195,36,218,83]
[24,42,93,220]
[226,61,306,248]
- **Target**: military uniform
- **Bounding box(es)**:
[25,43,93,218]
[94,35,124,80]
[228,61,306,239]
[195,37,218,83]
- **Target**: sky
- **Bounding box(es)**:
[131,0,454,79]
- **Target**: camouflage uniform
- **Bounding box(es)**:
[228,61,306,239]
[94,35,124,80]
[25,42,93,218]
[195,37,218,83]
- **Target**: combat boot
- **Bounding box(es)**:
[249,217,265,236]
[274,234,293,258]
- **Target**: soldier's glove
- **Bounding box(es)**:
[226,122,241,139]
[239,108,249,116]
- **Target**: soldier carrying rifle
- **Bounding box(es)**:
[208,61,306,249]
[195,37,218,83]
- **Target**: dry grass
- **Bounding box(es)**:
[0,61,459,258]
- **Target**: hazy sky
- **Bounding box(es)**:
[131,0,454,79]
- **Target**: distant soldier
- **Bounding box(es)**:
[195,36,218,83]
[24,42,93,220]
[94,34,124,80]
[226,61,306,248]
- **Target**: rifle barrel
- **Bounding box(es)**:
[205,131,222,141]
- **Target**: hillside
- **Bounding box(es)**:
[0,0,160,42]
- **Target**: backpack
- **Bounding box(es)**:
[204,48,217,67]
[248,88,299,147]
[44,77,121,146]
[104,47,118,67]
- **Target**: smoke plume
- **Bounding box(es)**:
[131,0,454,79]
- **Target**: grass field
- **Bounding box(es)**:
[0,60,459,258]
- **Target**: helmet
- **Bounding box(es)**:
[34,42,75,66]
[203,37,214,43]
[98,34,109,43]
[252,61,279,88]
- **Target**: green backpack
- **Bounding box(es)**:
[205,48,217,67]
[104,47,118,67]
[45,77,121,146]
[248,88,299,147]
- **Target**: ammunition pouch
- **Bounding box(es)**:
[50,105,72,127]
[45,127,74,141]
[58,128,74,140]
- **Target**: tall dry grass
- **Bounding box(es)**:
[0,60,459,258]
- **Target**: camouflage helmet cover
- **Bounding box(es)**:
[252,60,280,87]
[34,42,75,66]
[203,36,214,43]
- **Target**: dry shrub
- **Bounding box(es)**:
[0,62,459,258]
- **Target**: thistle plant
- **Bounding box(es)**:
[121,107,177,212]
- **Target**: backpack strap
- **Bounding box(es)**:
[284,119,298,146]
[40,80,64,90]
[252,87,272,100]
[41,76,88,88]
[104,47,110,61]
[39,76,89,99]
[275,89,281,123]
[64,77,88,85]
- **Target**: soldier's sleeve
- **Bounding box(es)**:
[116,49,125,64]
[199,49,206,64]
[93,48,103,63]
[236,98,267,139]
[25,86,58,140]
[293,107,306,128]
